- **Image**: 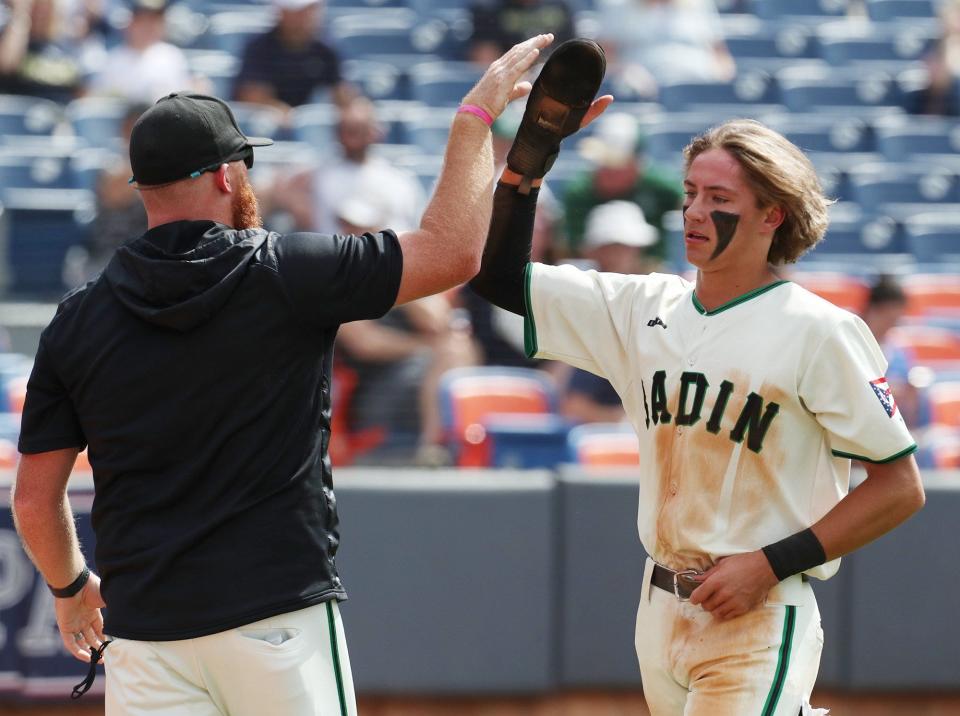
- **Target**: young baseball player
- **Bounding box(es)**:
[471,111,926,714]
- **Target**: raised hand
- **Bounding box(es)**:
[462,34,555,122]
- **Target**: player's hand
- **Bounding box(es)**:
[462,34,555,122]
[55,573,107,662]
[688,551,779,621]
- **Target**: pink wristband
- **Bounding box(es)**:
[457,104,494,127]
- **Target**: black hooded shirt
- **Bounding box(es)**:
[18,220,403,640]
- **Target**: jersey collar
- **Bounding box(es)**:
[692,280,790,316]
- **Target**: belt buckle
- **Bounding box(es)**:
[673,569,701,601]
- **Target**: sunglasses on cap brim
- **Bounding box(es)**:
[189,147,255,178]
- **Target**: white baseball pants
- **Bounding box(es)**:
[103,601,357,716]
[636,558,826,716]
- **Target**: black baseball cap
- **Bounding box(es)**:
[129,92,273,186]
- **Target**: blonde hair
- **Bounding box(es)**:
[683,119,833,265]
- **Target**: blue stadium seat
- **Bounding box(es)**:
[816,27,935,66]
[865,0,936,21]
[230,102,285,143]
[485,414,571,469]
[206,10,274,56]
[0,95,63,139]
[69,148,120,193]
[184,50,240,102]
[656,71,777,111]
[806,213,907,260]
[0,189,94,295]
[751,0,851,21]
[764,114,874,153]
[408,61,482,106]
[722,19,817,60]
[776,66,902,112]
[848,163,960,211]
[341,59,409,101]
[289,103,338,151]
[903,213,960,263]
[873,115,960,162]
[330,11,447,65]
[66,97,130,151]
[0,154,74,198]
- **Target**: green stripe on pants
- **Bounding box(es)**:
[326,602,348,716]
[761,605,796,716]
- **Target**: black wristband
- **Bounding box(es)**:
[761,528,826,582]
[48,566,90,598]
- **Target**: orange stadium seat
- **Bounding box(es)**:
[920,426,960,470]
[888,325,960,366]
[926,381,960,427]
[0,439,18,469]
[791,272,870,313]
[567,423,640,468]
[901,275,960,318]
[439,367,558,467]
[7,375,26,414]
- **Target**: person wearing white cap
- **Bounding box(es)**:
[582,199,660,274]
[563,111,682,259]
[233,0,354,114]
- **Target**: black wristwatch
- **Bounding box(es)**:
[48,566,91,598]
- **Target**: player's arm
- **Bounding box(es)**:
[809,453,924,561]
[469,52,613,315]
[393,34,553,306]
[13,449,107,661]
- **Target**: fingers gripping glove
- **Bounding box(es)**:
[507,38,606,192]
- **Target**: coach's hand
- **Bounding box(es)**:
[56,572,107,662]
[689,551,780,621]
[461,34,556,124]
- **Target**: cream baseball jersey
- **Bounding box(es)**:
[524,263,917,580]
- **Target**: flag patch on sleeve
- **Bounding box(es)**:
[869,377,897,417]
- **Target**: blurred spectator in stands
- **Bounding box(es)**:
[0,0,85,102]
[564,112,682,262]
[596,0,735,99]
[467,0,575,66]
[561,201,659,424]
[861,274,920,427]
[919,0,960,115]
[233,0,353,117]
[270,96,425,234]
[63,102,149,287]
[87,0,195,102]
[334,196,479,465]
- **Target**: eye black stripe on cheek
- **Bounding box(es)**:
[710,210,740,259]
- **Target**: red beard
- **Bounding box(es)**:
[232,172,263,230]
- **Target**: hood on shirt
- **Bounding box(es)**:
[104,220,268,332]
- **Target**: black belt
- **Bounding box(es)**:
[651,563,702,601]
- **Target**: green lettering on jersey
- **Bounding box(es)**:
[676,372,708,426]
[730,392,781,453]
[706,380,734,434]
[650,370,672,425]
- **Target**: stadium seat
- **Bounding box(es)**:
[764,114,874,154]
[901,274,960,317]
[438,366,559,468]
[791,271,870,312]
[0,438,17,469]
[184,50,241,101]
[66,97,130,151]
[806,214,906,259]
[0,188,95,295]
[924,381,960,427]
[230,102,285,142]
[752,0,851,21]
[887,325,960,366]
[902,215,960,263]
[721,17,817,60]
[916,425,960,469]
[0,95,63,139]
[776,65,902,112]
[405,107,456,154]
[483,413,571,469]
[289,103,338,151]
[847,163,960,211]
[567,422,640,467]
[207,10,274,56]
[341,59,409,101]
[873,115,960,162]
[815,23,935,67]
[656,72,778,111]
[865,0,936,21]
[0,154,74,198]
[408,61,483,107]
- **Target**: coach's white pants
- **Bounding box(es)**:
[103,601,357,716]
[636,558,825,716]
